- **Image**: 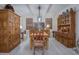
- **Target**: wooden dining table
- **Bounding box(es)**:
[30,29,50,49]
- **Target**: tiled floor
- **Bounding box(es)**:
[0,35,78,55]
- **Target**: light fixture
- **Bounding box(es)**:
[37,5,42,30]
[37,5,42,22]
[38,16,42,22]
[20,25,22,29]
[46,24,50,28]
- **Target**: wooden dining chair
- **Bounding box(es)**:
[32,32,45,55]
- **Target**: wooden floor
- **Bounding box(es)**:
[0,33,77,55]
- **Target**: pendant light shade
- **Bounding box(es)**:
[37,16,42,22]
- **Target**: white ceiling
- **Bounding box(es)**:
[13,4,70,17]
[0,4,70,18]
[12,4,52,18]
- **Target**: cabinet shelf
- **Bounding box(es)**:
[58,24,70,27]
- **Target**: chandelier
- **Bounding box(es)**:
[37,5,42,22]
[37,5,42,30]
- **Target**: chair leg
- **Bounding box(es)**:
[33,47,35,55]
[42,47,44,55]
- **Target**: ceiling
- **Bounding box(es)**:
[0,4,70,18]
[12,4,53,18]
[13,4,70,17]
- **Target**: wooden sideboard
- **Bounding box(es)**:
[53,31,75,48]
[0,9,20,52]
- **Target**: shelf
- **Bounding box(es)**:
[58,24,70,27]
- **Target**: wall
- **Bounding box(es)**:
[20,16,26,32]
[0,4,5,9]
[75,5,79,43]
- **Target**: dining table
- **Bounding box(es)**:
[30,30,50,49]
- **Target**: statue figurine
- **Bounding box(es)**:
[4,4,15,12]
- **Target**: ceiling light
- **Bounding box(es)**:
[46,24,50,28]
[37,16,42,22]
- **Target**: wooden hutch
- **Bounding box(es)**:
[53,8,76,48]
[0,9,20,52]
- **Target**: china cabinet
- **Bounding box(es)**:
[53,8,76,48]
